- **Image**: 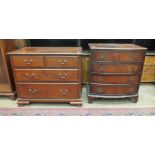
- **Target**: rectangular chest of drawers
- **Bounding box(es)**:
[8,47,82,106]
[88,44,147,103]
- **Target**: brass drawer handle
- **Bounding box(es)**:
[25,59,32,65]
[26,73,35,79]
[58,73,68,79]
[60,89,68,95]
[28,89,39,94]
[58,59,67,65]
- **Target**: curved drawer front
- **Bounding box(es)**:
[90,84,138,95]
[91,74,140,84]
[92,50,145,62]
[14,69,79,82]
[17,84,80,99]
[12,56,44,67]
[46,56,79,68]
[92,63,143,74]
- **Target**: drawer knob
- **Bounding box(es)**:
[60,89,68,95]
[25,59,32,65]
[28,89,38,94]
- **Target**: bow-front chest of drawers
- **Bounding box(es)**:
[88,44,147,103]
[8,47,82,106]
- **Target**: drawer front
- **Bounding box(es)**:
[92,50,145,62]
[17,84,80,99]
[14,69,79,82]
[90,84,138,95]
[144,56,155,65]
[12,56,44,67]
[143,65,155,72]
[141,73,155,82]
[92,63,143,74]
[91,74,140,84]
[46,56,79,68]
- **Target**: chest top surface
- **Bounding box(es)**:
[7,47,82,55]
[89,43,147,50]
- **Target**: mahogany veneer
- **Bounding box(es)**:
[88,43,147,103]
[8,47,82,106]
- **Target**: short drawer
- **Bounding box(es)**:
[14,69,79,82]
[92,63,143,74]
[46,56,79,68]
[92,50,145,62]
[90,84,138,95]
[91,74,140,84]
[12,56,44,67]
[17,84,80,99]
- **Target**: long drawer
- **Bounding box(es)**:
[143,65,155,72]
[17,83,80,99]
[14,69,79,82]
[92,63,143,74]
[92,50,145,62]
[90,84,139,95]
[12,56,44,67]
[141,73,155,82]
[144,56,155,65]
[46,56,79,68]
[91,74,141,84]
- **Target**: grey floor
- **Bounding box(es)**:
[0,83,155,108]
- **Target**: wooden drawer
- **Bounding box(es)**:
[92,50,145,62]
[17,84,80,99]
[90,84,138,95]
[91,74,140,84]
[14,69,79,82]
[12,56,44,67]
[92,63,143,74]
[46,56,79,68]
[143,65,155,72]
[144,56,155,65]
[141,73,155,82]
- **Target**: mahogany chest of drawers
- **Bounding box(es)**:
[88,43,147,103]
[8,47,82,106]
